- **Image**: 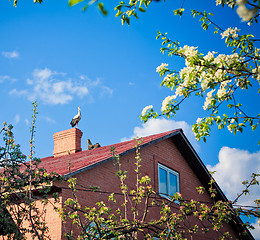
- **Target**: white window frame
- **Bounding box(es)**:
[158,163,179,198]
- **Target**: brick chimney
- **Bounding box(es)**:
[53,128,83,157]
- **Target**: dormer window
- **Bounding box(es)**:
[158,163,179,199]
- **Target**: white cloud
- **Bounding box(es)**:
[9,89,28,96]
[100,86,113,97]
[85,77,100,87]
[121,118,199,150]
[33,68,52,80]
[251,219,260,240]
[208,147,260,207]
[80,75,113,98]
[10,68,112,105]
[0,75,10,83]
[2,51,19,59]
[13,114,20,125]
[41,116,56,124]
[0,75,16,83]
[11,68,89,105]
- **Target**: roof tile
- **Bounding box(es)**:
[39,129,180,176]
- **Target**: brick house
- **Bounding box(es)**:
[25,128,253,239]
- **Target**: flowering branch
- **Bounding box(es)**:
[141,15,260,141]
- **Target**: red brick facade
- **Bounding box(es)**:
[55,138,239,239]
[53,128,83,157]
[20,129,251,239]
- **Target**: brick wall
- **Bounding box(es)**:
[53,128,83,157]
[36,195,62,240]
[6,194,62,240]
[58,138,239,239]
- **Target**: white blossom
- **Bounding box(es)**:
[213,53,241,67]
[216,0,235,7]
[163,73,174,83]
[216,0,221,5]
[179,66,197,87]
[252,66,260,81]
[200,71,212,91]
[215,69,224,80]
[161,95,176,112]
[201,79,209,91]
[227,124,233,133]
[226,53,239,64]
[175,85,184,97]
[217,80,231,99]
[141,105,153,116]
[179,45,198,59]
[217,87,227,99]
[196,118,202,124]
[156,63,168,73]
[227,1,235,7]
[203,89,215,110]
[214,54,226,66]
[221,27,240,39]
[204,51,216,61]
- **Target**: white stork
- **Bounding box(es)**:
[70,107,81,128]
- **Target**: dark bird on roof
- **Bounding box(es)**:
[70,107,81,128]
[87,139,101,150]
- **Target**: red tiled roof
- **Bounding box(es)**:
[39,129,181,176]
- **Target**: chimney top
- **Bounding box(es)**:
[53,128,83,157]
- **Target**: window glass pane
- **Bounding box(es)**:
[159,167,167,195]
[169,172,177,196]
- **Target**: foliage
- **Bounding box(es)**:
[0,101,60,239]
[10,0,43,7]
[60,140,259,239]
[67,0,159,23]
[57,0,260,143]
[5,0,260,237]
[138,3,260,144]
[137,0,260,233]
[69,0,260,236]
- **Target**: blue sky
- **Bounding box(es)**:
[1,0,260,237]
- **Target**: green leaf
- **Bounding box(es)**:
[133,12,139,19]
[82,4,88,11]
[139,0,144,7]
[121,17,125,25]
[125,17,130,25]
[115,10,123,17]
[69,0,84,7]
[98,2,108,16]
[139,7,146,13]
[114,4,122,11]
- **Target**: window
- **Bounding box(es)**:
[158,163,179,198]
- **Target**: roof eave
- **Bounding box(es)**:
[170,131,254,240]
